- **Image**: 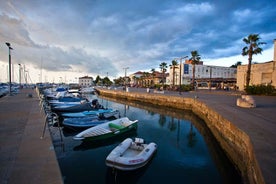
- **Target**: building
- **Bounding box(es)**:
[79,76,94,87]
[129,71,144,87]
[129,71,168,87]
[168,60,237,89]
[237,39,276,91]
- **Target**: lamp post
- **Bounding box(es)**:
[209,66,212,91]
[6,42,13,96]
[123,67,129,91]
[18,64,21,88]
[178,56,188,95]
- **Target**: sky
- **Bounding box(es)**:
[0,0,276,83]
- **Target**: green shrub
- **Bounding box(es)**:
[245,84,275,95]
[180,84,192,92]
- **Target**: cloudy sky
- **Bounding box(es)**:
[0,0,276,83]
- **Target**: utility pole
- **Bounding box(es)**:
[6,43,13,95]
[123,67,129,91]
[18,64,21,87]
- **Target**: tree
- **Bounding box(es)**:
[151,68,156,87]
[141,72,150,87]
[159,62,168,88]
[189,50,201,90]
[242,34,266,88]
[169,60,178,87]
[102,77,112,86]
[94,75,101,85]
[132,76,139,87]
[230,61,242,68]
[113,77,125,85]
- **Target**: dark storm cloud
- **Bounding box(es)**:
[0,0,275,79]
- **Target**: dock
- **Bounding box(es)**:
[0,88,63,184]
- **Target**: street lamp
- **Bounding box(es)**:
[209,66,212,91]
[178,56,188,95]
[123,67,129,91]
[6,42,13,96]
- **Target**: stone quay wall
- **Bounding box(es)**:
[96,88,264,184]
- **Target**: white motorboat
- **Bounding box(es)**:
[73,117,138,141]
[105,138,157,171]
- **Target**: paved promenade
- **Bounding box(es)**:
[0,88,63,184]
[123,87,276,184]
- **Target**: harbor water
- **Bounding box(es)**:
[52,94,242,184]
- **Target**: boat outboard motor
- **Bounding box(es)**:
[92,99,98,106]
[91,99,103,109]
[135,138,144,145]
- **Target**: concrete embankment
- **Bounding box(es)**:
[96,88,265,184]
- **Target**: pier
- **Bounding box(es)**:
[0,89,63,184]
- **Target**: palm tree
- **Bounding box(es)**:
[230,61,242,68]
[242,34,266,88]
[141,72,150,87]
[151,68,156,87]
[132,76,138,87]
[169,60,178,87]
[189,50,201,90]
[159,62,168,88]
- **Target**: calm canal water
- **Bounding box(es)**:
[52,94,242,184]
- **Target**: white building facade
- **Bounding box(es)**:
[79,76,94,87]
[168,63,237,89]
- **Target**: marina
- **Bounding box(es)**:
[52,94,242,184]
[0,88,275,184]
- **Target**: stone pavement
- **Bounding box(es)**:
[0,88,63,184]
[125,87,276,184]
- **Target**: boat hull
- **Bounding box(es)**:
[73,117,138,141]
[61,109,119,118]
[62,117,111,129]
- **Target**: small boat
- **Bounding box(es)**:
[61,109,120,119]
[80,87,95,94]
[105,138,157,171]
[49,98,88,108]
[62,115,117,129]
[51,99,104,114]
[73,117,138,141]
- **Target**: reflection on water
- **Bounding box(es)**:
[52,94,242,184]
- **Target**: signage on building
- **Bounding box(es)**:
[184,64,189,74]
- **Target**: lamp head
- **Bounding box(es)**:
[5,42,13,49]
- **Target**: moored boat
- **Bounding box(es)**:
[61,109,120,119]
[73,117,138,141]
[80,87,95,94]
[51,99,104,114]
[105,138,157,171]
[62,115,117,130]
